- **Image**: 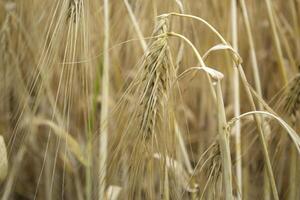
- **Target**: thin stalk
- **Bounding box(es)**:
[275,14,298,73]
[264,170,271,200]
[264,0,288,84]
[289,145,297,200]
[231,0,242,198]
[0,135,8,184]
[45,151,52,200]
[290,0,300,59]
[238,65,279,200]
[216,80,233,200]
[288,1,299,199]
[123,0,148,51]
[239,0,263,98]
[99,0,110,199]
[175,120,193,174]
[239,0,268,198]
[164,161,170,200]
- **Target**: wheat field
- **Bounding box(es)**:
[0,0,300,199]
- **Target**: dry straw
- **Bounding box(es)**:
[0,135,8,183]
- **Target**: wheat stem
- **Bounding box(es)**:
[216,80,233,200]
[0,135,8,184]
[238,65,280,200]
[99,0,110,199]
[123,0,147,51]
[231,1,242,198]
[264,0,288,84]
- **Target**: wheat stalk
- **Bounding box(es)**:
[99,0,110,199]
[230,1,242,198]
[0,135,8,183]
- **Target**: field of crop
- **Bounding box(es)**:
[0,0,300,199]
